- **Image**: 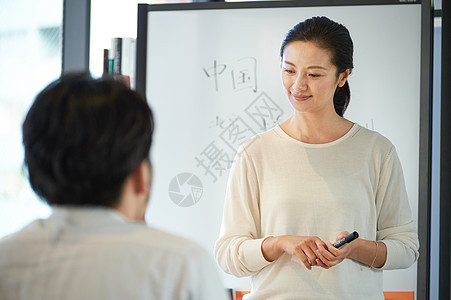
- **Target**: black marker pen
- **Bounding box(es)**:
[333,231,359,248]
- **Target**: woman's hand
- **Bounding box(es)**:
[315,231,353,269]
[282,235,330,270]
[263,232,386,270]
[262,235,328,270]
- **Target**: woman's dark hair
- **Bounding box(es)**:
[280,16,354,117]
[22,73,154,207]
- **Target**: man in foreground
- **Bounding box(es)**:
[0,73,227,300]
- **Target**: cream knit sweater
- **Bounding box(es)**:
[215,123,419,300]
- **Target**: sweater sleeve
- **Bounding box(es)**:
[214,146,273,277]
[375,146,419,270]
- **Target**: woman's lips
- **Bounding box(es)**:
[292,94,311,101]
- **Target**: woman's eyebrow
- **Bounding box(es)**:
[282,61,328,70]
[307,65,328,70]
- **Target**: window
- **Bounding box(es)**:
[0,0,63,238]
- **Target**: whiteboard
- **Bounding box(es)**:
[138,2,423,293]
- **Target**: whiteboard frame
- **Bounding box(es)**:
[136,1,432,297]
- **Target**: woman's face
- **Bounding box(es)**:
[281,41,349,115]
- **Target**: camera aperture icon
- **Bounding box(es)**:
[168,173,203,207]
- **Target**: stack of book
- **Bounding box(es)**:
[103,37,136,90]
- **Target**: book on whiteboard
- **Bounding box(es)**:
[129,39,136,90]
[106,37,136,89]
[121,37,136,89]
[103,49,109,75]
[111,37,122,75]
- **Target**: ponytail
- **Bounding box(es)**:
[333,81,350,117]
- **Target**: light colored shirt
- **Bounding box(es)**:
[215,124,419,300]
[0,206,228,300]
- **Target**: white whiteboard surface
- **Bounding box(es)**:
[143,3,421,294]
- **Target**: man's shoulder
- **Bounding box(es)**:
[0,219,43,245]
[124,224,204,255]
[0,217,204,259]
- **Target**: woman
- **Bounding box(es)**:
[214,16,419,299]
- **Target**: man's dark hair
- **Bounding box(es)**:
[22,73,154,207]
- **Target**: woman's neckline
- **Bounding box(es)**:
[275,122,359,148]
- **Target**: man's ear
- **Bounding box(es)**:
[116,159,152,221]
[132,159,152,196]
[338,68,353,87]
